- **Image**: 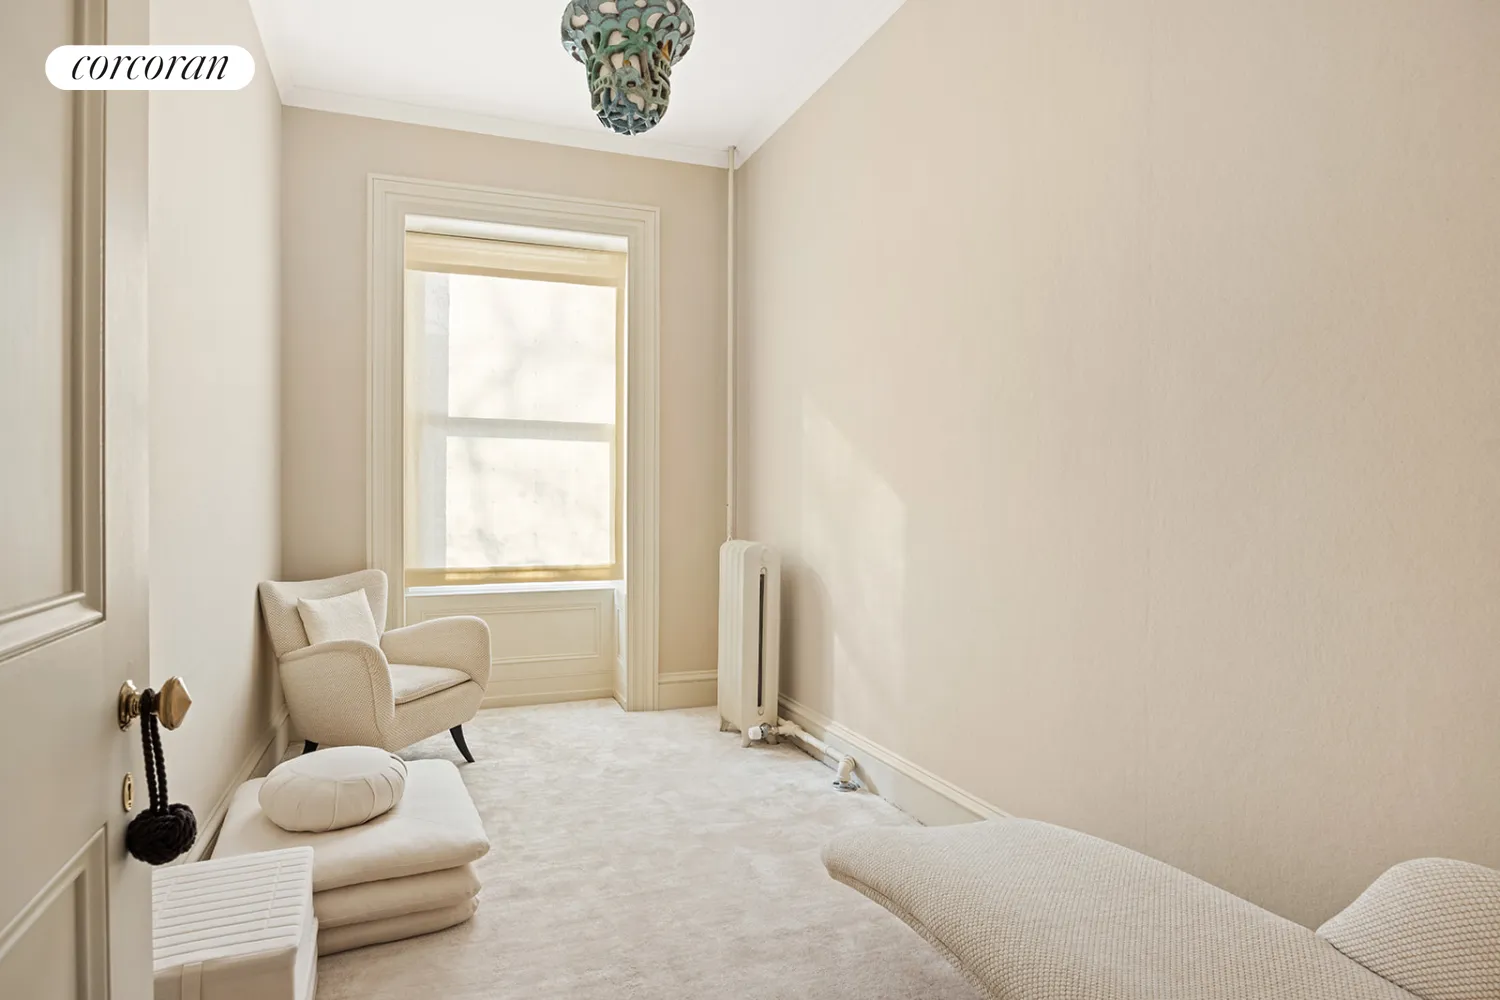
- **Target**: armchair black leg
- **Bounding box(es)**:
[303,740,318,754]
[449,725,475,763]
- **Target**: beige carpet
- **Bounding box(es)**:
[311,700,981,999]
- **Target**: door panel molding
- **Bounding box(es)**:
[0,0,108,664]
[0,828,108,1000]
[0,596,102,663]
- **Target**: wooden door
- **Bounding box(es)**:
[0,0,153,996]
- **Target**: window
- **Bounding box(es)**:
[403,231,626,586]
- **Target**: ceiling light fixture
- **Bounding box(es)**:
[561,0,695,137]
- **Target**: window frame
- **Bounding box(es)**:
[401,232,627,588]
[367,176,662,712]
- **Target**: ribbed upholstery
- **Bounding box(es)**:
[153,847,317,1000]
[824,819,1419,1000]
[257,570,490,752]
[1317,858,1500,1000]
[154,848,314,968]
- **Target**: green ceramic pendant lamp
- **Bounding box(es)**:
[561,0,695,136]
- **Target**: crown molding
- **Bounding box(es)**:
[282,87,732,169]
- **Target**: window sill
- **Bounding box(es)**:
[405,580,622,598]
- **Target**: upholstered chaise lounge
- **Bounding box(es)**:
[825,819,1499,1000]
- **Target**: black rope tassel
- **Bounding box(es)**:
[126,688,197,865]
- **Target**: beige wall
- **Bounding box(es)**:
[738,0,1500,927]
[279,109,727,679]
[148,0,282,813]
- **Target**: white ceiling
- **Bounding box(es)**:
[247,0,906,167]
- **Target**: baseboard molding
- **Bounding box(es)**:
[777,695,1008,827]
[188,708,291,863]
[657,669,716,710]
[481,687,616,709]
[658,670,717,684]
[474,670,714,710]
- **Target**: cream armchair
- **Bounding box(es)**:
[257,570,491,762]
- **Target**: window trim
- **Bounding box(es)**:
[368,175,662,711]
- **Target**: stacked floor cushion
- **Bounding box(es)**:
[213,758,488,955]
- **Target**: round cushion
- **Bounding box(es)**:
[259,746,407,833]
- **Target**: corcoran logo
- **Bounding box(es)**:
[46,45,255,90]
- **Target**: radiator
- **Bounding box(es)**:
[717,540,781,746]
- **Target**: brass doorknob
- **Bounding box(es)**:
[156,677,193,730]
[118,676,193,731]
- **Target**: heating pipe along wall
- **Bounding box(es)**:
[748,721,859,791]
[725,145,738,543]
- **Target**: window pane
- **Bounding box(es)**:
[403,248,622,579]
[443,437,613,569]
[446,273,616,424]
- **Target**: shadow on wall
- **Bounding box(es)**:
[251,589,284,723]
[790,400,908,732]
